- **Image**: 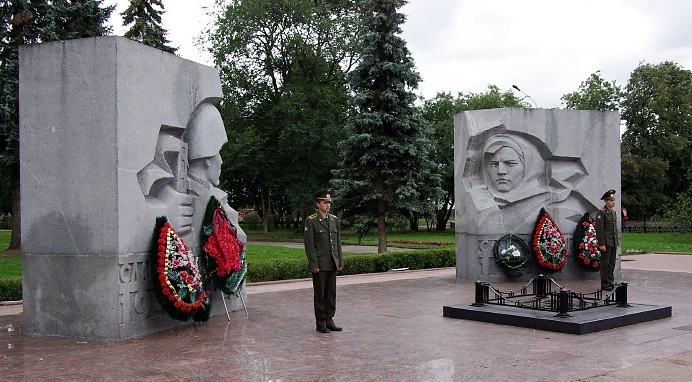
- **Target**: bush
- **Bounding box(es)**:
[0,214,11,230]
[0,278,22,301]
[246,248,455,283]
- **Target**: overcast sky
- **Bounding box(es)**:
[107,0,692,108]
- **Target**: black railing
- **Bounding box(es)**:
[624,220,690,233]
[473,275,630,317]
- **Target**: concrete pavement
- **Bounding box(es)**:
[2,252,692,381]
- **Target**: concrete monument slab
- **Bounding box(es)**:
[19,36,245,340]
[454,108,621,282]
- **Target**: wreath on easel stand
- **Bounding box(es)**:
[573,212,601,270]
[532,208,567,272]
[200,196,247,296]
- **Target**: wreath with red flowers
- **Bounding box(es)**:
[532,208,567,272]
[573,212,601,270]
[200,197,247,295]
[152,217,210,321]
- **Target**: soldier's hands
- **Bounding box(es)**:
[158,186,194,235]
[310,268,320,274]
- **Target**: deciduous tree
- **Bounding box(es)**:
[561,70,623,111]
[207,0,364,231]
[621,61,692,220]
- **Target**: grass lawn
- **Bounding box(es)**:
[621,232,692,254]
[3,229,692,280]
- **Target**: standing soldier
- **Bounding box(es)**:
[595,189,619,291]
[304,188,344,333]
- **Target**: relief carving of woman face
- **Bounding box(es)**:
[485,146,525,192]
[482,135,526,194]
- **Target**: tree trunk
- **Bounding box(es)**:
[261,188,269,233]
[408,212,419,231]
[377,198,387,253]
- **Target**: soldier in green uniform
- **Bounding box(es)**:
[304,188,344,333]
[595,189,619,291]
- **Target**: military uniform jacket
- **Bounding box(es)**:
[595,206,619,247]
[304,212,343,271]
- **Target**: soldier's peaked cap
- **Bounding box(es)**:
[601,189,616,200]
[314,188,334,201]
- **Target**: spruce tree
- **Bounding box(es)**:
[121,0,176,54]
[0,0,114,250]
[332,0,440,253]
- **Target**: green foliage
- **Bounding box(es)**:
[246,249,456,282]
[665,167,692,230]
[0,229,9,249]
[621,61,692,221]
[0,251,21,301]
[247,258,311,283]
[561,70,624,111]
[121,0,177,53]
[241,213,262,231]
[207,0,364,217]
[621,147,668,220]
[0,214,10,230]
[420,86,526,231]
[0,278,21,301]
[348,216,377,243]
[333,0,441,251]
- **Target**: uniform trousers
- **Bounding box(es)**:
[312,269,337,328]
[600,245,617,286]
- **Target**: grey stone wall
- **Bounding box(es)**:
[454,108,621,282]
[19,37,245,341]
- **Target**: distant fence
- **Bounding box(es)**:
[623,220,690,233]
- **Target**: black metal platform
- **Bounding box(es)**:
[443,302,672,335]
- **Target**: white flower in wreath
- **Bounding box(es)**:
[501,245,521,260]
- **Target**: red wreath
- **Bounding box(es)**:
[532,208,567,272]
[152,217,209,321]
[573,212,601,270]
[202,207,243,277]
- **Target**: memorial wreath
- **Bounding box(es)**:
[200,197,247,296]
[573,212,601,270]
[532,208,567,272]
[152,217,210,321]
[493,234,530,277]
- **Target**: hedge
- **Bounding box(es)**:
[246,248,456,283]
[0,249,456,300]
[0,278,22,301]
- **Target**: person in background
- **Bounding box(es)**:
[595,189,619,291]
[304,188,344,333]
[621,206,628,231]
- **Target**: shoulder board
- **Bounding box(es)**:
[329,213,338,219]
[308,213,317,219]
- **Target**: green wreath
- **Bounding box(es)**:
[493,234,530,277]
